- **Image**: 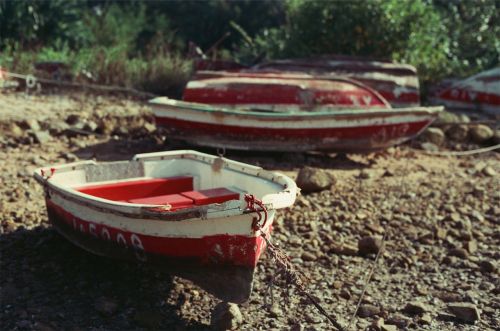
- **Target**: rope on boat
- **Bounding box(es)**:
[418,143,500,156]
[244,194,344,330]
[0,69,157,97]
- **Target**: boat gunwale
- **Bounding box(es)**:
[34,150,297,222]
[150,97,443,118]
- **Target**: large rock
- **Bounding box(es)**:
[448,302,480,323]
[211,302,243,331]
[295,166,333,193]
[469,124,494,143]
[447,124,469,141]
[435,111,460,124]
[422,127,445,145]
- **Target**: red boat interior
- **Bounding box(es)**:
[75,176,240,210]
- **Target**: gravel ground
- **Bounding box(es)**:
[0,91,499,330]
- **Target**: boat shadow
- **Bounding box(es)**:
[0,227,211,330]
[73,136,372,171]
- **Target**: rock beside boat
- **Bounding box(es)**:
[295,166,334,193]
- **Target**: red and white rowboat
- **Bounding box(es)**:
[429,67,500,117]
[150,97,442,152]
[186,71,391,109]
[34,150,297,302]
[252,56,421,108]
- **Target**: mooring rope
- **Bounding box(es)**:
[418,143,500,156]
[245,194,344,330]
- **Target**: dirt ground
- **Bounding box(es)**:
[0,91,498,330]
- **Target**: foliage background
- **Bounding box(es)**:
[0,0,498,96]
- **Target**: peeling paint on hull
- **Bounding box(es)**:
[430,68,500,116]
[47,202,257,302]
[150,98,442,152]
[252,57,421,107]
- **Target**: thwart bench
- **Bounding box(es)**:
[76,176,240,210]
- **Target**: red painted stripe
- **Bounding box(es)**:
[184,83,387,107]
[155,116,431,140]
[46,200,263,267]
[438,88,500,106]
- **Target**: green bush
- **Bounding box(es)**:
[237,0,498,84]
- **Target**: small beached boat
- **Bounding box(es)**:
[429,67,500,117]
[34,150,297,302]
[185,71,391,110]
[252,56,421,108]
[150,97,442,152]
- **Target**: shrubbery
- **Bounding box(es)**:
[0,0,498,95]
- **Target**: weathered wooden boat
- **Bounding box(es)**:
[150,97,443,152]
[185,71,391,110]
[252,56,421,108]
[429,67,500,117]
[34,150,297,302]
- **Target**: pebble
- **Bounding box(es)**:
[300,251,317,262]
[464,240,477,254]
[446,125,469,141]
[448,248,469,259]
[479,260,497,274]
[469,124,494,143]
[268,303,281,318]
[32,130,51,144]
[357,304,381,318]
[447,302,480,323]
[420,142,439,152]
[211,302,243,331]
[358,236,383,256]
[422,127,445,146]
[403,301,429,316]
[420,313,432,325]
[482,166,496,177]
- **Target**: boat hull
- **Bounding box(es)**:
[151,98,442,152]
[253,57,421,108]
[45,195,266,303]
[430,68,500,116]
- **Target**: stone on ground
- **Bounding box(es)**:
[211,302,243,331]
[446,125,469,141]
[358,236,383,256]
[295,166,333,193]
[447,302,480,323]
[469,124,494,143]
[422,127,445,145]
